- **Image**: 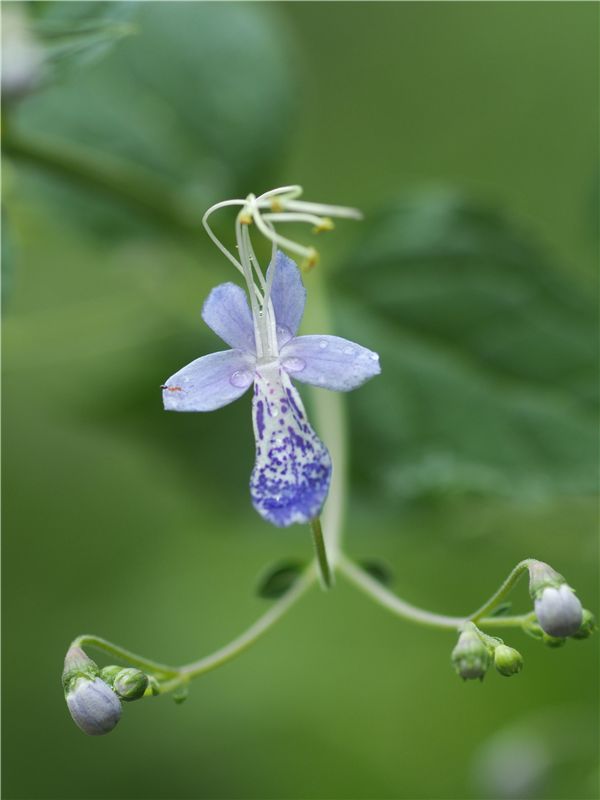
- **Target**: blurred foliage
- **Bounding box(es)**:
[5,1,295,237]
[339,189,598,503]
[2,2,598,800]
[28,0,138,78]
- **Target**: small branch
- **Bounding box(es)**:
[72,635,179,679]
[71,564,319,695]
[338,555,464,630]
[467,559,534,622]
[180,564,317,678]
[310,518,333,590]
[338,555,537,632]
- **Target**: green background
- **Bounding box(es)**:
[2,2,598,799]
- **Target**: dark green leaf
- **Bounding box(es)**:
[358,560,394,587]
[339,189,598,503]
[489,602,513,618]
[256,560,305,600]
[29,1,138,76]
[12,3,295,237]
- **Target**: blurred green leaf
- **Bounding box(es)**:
[339,189,598,502]
[28,0,138,77]
[11,3,295,236]
[256,560,305,599]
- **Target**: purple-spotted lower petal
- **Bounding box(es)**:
[266,251,306,346]
[250,362,331,527]
[202,282,256,353]
[280,334,380,391]
[163,349,256,411]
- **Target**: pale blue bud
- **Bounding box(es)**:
[534,584,583,638]
[66,676,122,736]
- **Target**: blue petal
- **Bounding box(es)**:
[163,350,256,412]
[202,283,256,353]
[280,334,380,391]
[250,364,331,527]
[266,251,306,346]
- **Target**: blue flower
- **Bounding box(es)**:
[163,250,380,527]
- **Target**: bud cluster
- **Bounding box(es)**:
[63,646,150,736]
[451,623,523,682]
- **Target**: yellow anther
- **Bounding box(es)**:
[239,212,253,225]
[270,198,284,213]
[301,248,319,272]
[312,217,335,234]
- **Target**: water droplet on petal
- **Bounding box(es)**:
[230,369,253,388]
[319,340,328,350]
[369,352,379,361]
[343,346,353,356]
[271,407,279,417]
[282,356,306,373]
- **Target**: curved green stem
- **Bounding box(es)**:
[338,555,536,632]
[179,564,317,679]
[72,635,179,679]
[338,554,465,630]
[467,559,534,622]
[71,566,319,695]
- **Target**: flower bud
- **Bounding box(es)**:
[65,676,121,736]
[571,609,597,640]
[99,665,122,686]
[493,644,523,677]
[452,626,491,681]
[534,584,583,638]
[113,668,149,702]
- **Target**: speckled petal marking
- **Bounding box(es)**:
[250,362,331,527]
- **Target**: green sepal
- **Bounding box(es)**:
[571,609,597,640]
[62,646,100,693]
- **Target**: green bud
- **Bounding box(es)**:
[145,676,160,697]
[452,625,491,681]
[99,665,122,686]
[493,644,523,677]
[113,668,149,702]
[62,646,100,693]
[571,609,597,640]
